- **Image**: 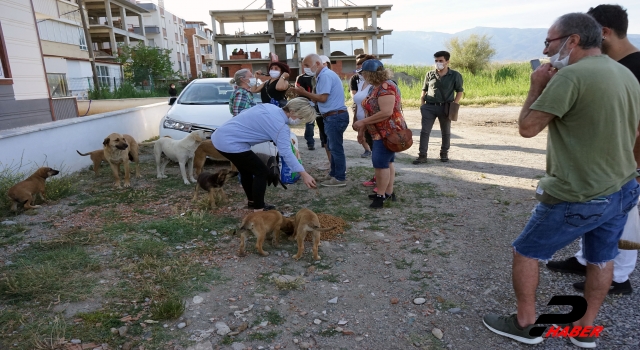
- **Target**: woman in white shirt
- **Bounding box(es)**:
[352,69,373,158]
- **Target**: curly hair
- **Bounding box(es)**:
[267,61,291,75]
[362,68,393,86]
[356,54,377,66]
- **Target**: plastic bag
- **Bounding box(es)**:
[619,204,640,250]
[279,139,302,184]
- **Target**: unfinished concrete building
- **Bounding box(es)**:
[209,0,392,79]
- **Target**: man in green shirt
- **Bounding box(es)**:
[413,51,464,164]
[482,13,640,348]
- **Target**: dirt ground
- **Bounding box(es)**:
[1,106,638,350]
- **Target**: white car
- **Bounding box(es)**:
[160,78,293,157]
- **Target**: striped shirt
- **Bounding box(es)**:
[229,86,256,116]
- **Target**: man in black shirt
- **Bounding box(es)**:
[546,4,640,297]
[296,73,318,150]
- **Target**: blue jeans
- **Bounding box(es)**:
[513,180,639,264]
[304,121,315,147]
[372,140,395,169]
[323,111,349,181]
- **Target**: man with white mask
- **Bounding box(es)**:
[483,13,640,349]
[413,51,464,164]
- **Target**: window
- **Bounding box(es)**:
[78,28,87,50]
[47,73,70,97]
[148,38,155,47]
[0,22,12,82]
[96,66,111,87]
[163,28,167,37]
[175,33,178,41]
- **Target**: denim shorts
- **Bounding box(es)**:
[372,139,395,169]
[513,180,639,264]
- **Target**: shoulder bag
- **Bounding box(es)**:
[370,84,413,153]
[435,74,460,121]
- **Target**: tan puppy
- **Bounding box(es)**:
[8,167,60,211]
[238,210,284,257]
[76,149,105,176]
[280,217,296,237]
[193,169,230,209]
[154,130,212,185]
[193,142,238,177]
[292,208,335,261]
[102,133,141,188]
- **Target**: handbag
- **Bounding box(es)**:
[265,80,288,107]
[382,128,413,152]
[435,72,460,121]
[619,204,640,250]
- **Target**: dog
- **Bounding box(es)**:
[8,167,60,211]
[292,208,335,261]
[76,149,106,176]
[192,169,230,209]
[193,142,238,178]
[154,130,212,185]
[280,217,296,236]
[102,133,141,188]
[238,210,284,257]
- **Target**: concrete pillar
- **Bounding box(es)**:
[109,29,117,55]
[104,0,113,26]
[362,17,368,30]
[221,45,227,60]
[119,6,126,30]
[320,6,329,55]
[371,35,377,55]
[371,10,377,30]
[363,38,369,53]
[371,10,378,54]
[138,14,145,36]
[210,15,219,73]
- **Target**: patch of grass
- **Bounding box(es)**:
[0,242,100,303]
[76,310,124,329]
[0,309,23,334]
[0,224,28,247]
[319,327,340,337]
[248,330,280,342]
[45,174,79,201]
[272,276,304,290]
[150,295,186,320]
[264,310,285,325]
[220,336,236,345]
[321,274,340,283]
[335,206,364,222]
[122,239,168,258]
[132,208,155,215]
[395,258,414,270]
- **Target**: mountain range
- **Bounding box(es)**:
[304,27,640,64]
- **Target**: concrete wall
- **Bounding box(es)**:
[0,102,169,174]
[78,97,168,115]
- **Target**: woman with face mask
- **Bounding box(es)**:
[212,97,318,211]
[229,69,257,116]
[253,62,291,106]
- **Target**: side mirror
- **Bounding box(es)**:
[169,97,177,106]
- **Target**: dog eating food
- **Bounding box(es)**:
[8,167,60,211]
[292,208,336,261]
[238,210,284,257]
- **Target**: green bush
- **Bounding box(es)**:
[446,34,496,74]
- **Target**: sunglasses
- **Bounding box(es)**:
[544,34,573,48]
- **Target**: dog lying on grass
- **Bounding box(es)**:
[192,169,230,209]
[8,167,60,211]
[238,210,284,257]
[154,130,212,185]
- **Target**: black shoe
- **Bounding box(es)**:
[369,195,386,209]
[262,204,276,211]
[573,279,632,295]
[546,257,587,276]
[308,145,315,150]
[368,193,396,201]
[440,154,449,162]
[412,155,428,165]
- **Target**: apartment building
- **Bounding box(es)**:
[185,21,215,78]
[33,0,123,100]
[135,0,189,78]
[84,0,147,58]
[1,0,77,129]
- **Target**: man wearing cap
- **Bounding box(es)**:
[413,51,464,164]
[295,53,349,187]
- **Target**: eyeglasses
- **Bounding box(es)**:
[544,34,572,48]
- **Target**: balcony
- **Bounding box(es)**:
[132,26,161,35]
[204,54,215,60]
[194,28,207,39]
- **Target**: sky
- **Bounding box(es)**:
[163,0,640,35]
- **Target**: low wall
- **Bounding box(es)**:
[0,102,169,174]
[77,97,169,116]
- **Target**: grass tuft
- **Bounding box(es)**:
[151,295,186,320]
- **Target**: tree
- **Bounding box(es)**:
[116,42,176,85]
[445,34,496,74]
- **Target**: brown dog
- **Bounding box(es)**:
[8,167,60,211]
[280,217,296,236]
[76,149,105,176]
[103,133,140,188]
[193,142,238,177]
[292,208,335,261]
[193,169,230,209]
[238,210,284,257]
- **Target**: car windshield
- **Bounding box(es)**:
[178,83,234,105]
[178,82,262,105]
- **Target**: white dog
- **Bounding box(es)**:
[154,130,212,185]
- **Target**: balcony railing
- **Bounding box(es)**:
[204,54,215,60]
[132,26,161,35]
[194,28,207,39]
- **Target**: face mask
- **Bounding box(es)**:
[549,38,572,70]
[435,62,445,70]
[244,78,257,87]
[269,70,281,78]
[303,67,316,76]
[288,117,301,125]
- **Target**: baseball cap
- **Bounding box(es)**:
[319,55,330,64]
[361,59,384,72]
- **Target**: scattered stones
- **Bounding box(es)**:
[342,330,354,335]
[260,321,269,327]
[231,343,246,350]
[275,275,298,283]
[177,322,187,329]
[70,339,81,344]
[383,239,390,243]
[215,322,231,335]
[118,326,128,337]
[186,341,214,350]
[210,230,218,236]
[338,320,348,325]
[313,319,322,325]
[110,328,118,335]
[293,339,299,344]
[355,337,364,342]
[299,342,313,349]
[413,298,426,305]
[264,305,271,311]
[328,297,338,304]
[390,297,399,304]
[335,327,343,332]
[192,296,204,304]
[1,220,17,226]
[374,232,384,237]
[432,328,444,340]
[384,261,392,265]
[448,308,461,314]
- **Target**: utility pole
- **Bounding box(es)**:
[78,0,100,93]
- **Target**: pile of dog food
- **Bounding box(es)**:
[308,213,347,241]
